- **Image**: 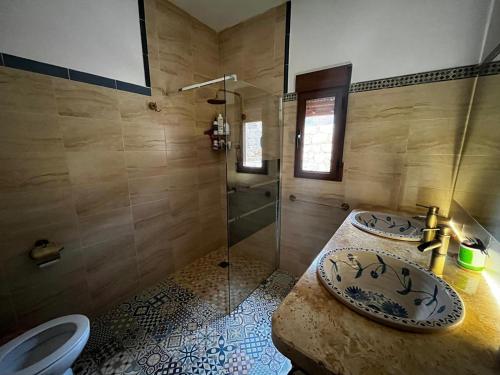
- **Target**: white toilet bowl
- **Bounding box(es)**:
[0,314,90,375]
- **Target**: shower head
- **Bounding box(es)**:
[207,89,226,105]
[207,98,226,105]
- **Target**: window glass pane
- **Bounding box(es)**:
[302,97,335,172]
[243,121,263,168]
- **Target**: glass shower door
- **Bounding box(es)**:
[223,79,281,311]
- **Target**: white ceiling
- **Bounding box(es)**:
[170,0,286,32]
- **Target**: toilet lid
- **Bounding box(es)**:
[0,314,89,375]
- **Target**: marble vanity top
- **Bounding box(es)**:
[272,210,500,375]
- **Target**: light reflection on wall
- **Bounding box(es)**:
[482,270,500,308]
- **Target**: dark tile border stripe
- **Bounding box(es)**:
[138,0,145,21]
[349,64,480,92]
[69,69,116,89]
[138,0,150,88]
[116,80,151,95]
[3,53,69,79]
[283,61,500,100]
[479,60,500,76]
[1,52,151,96]
[0,0,151,96]
[283,1,291,94]
[482,41,500,65]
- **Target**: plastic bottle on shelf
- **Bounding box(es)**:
[224,121,230,136]
[217,113,224,135]
[213,120,218,135]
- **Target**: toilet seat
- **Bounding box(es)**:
[0,315,89,375]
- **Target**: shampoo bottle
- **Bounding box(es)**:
[217,113,224,135]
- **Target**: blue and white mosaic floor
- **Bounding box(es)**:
[73,268,296,375]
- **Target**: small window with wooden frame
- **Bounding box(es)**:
[294,64,352,181]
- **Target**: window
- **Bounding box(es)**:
[294,65,352,181]
[237,121,268,174]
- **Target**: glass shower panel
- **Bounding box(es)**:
[224,79,281,311]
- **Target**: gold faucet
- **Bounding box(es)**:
[417,226,452,277]
[416,204,440,242]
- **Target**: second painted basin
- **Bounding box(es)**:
[351,211,424,241]
[317,248,465,332]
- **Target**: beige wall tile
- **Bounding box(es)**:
[125,151,169,179]
[399,186,452,216]
[66,151,127,185]
[348,78,474,123]
[60,116,123,151]
[0,112,63,153]
[158,95,195,127]
[3,246,84,295]
[132,199,173,281]
[280,199,346,276]
[83,234,139,312]
[129,175,169,205]
[0,187,75,234]
[72,178,130,217]
[0,266,17,338]
[219,4,285,96]
[454,155,500,196]
[167,162,198,191]
[451,74,500,237]
[54,79,120,120]
[461,114,500,156]
[168,189,198,220]
[0,294,17,338]
[407,117,465,155]
[346,119,409,154]
[0,67,57,114]
[192,21,219,79]
[118,90,157,123]
[0,218,80,265]
[472,74,500,111]
[79,207,134,247]
[11,276,91,329]
[0,150,70,193]
[123,122,166,151]
[83,234,136,272]
[403,153,457,190]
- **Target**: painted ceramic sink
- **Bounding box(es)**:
[317,248,465,332]
[351,211,424,241]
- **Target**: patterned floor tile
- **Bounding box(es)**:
[74,248,297,375]
[136,344,171,375]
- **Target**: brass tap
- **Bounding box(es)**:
[417,226,452,277]
[417,204,440,242]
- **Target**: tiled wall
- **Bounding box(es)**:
[453,74,500,239]
[281,78,475,275]
[219,4,286,96]
[0,0,225,337]
[215,2,478,276]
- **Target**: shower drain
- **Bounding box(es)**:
[218,261,229,268]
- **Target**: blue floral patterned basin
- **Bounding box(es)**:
[317,248,465,332]
[351,211,424,241]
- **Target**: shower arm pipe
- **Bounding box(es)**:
[178,74,237,92]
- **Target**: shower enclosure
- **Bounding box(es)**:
[181,74,282,312]
[223,78,282,311]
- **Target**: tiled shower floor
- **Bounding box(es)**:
[73,249,296,375]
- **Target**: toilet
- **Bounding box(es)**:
[0,315,89,375]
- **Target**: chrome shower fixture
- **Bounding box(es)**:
[178,74,237,92]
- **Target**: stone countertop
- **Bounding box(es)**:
[272,210,500,375]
